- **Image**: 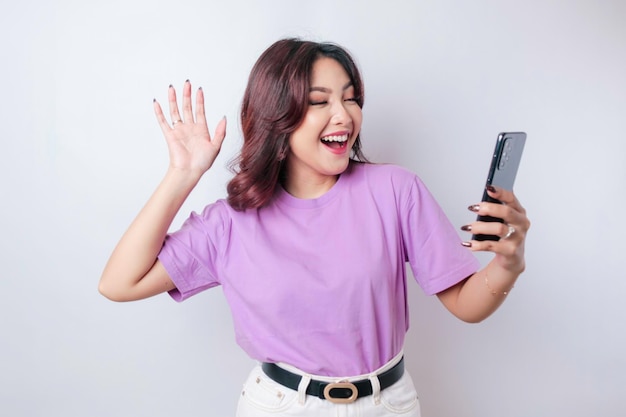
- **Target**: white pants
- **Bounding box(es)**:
[236,352,421,417]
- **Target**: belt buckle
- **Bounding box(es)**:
[323,380,358,404]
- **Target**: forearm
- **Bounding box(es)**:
[99,168,201,298]
[441,184,530,322]
[439,259,523,323]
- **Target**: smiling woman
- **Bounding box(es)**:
[285,57,363,199]
[227,39,368,209]
[99,37,530,417]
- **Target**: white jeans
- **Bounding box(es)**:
[236,352,421,417]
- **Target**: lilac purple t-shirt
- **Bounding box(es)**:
[158,162,479,376]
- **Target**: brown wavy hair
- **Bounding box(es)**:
[226,38,367,211]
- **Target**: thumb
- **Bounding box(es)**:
[212,116,227,147]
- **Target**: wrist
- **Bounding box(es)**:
[484,263,515,296]
[164,166,204,186]
[493,253,526,275]
[155,167,204,204]
[483,259,524,292]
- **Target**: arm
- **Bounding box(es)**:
[98,81,226,302]
[437,186,530,323]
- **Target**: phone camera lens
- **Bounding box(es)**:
[499,140,513,169]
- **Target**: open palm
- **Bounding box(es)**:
[153,81,226,175]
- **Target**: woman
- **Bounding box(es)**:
[99,38,530,416]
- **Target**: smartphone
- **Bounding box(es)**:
[472,132,526,241]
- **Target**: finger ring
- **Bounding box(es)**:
[504,224,516,239]
[172,119,182,126]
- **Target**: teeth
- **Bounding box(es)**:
[321,134,349,142]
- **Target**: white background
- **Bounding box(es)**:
[1,1,625,416]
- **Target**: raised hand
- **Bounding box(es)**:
[100,81,227,302]
[153,80,226,176]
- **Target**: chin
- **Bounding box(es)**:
[325,158,351,176]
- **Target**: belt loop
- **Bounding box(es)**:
[369,374,381,405]
[297,374,312,405]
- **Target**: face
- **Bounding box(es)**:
[285,57,363,190]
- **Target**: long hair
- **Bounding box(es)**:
[226,38,367,211]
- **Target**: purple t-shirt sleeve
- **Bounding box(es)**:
[401,175,480,295]
[158,202,226,301]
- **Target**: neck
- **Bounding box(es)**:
[282,171,339,199]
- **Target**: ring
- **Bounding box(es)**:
[503,224,516,239]
[172,119,182,126]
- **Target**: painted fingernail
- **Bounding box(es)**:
[486,185,496,193]
[461,241,472,248]
[461,225,472,232]
[169,84,173,88]
[198,86,203,91]
[468,204,480,212]
[153,98,156,102]
[185,79,190,83]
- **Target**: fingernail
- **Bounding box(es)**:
[153,98,156,102]
[169,84,173,88]
[185,79,190,83]
[461,241,472,248]
[486,185,496,193]
[468,204,480,212]
[461,225,472,232]
[198,86,203,91]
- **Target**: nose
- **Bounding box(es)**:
[331,101,352,125]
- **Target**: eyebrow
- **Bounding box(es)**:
[309,81,353,93]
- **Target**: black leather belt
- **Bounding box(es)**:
[261,357,404,404]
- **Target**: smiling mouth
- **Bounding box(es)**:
[320,134,349,150]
